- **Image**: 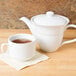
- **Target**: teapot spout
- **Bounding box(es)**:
[20,17,33,30]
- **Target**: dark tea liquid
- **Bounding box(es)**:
[12,39,32,43]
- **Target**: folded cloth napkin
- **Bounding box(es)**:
[0,51,49,70]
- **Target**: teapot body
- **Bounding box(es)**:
[31,23,65,52]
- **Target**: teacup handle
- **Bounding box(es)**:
[62,24,76,45]
[1,43,8,53]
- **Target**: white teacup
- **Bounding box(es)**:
[1,34,37,61]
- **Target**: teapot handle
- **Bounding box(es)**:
[61,24,76,45]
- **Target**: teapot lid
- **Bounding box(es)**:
[33,11,69,26]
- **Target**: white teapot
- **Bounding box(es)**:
[20,11,76,52]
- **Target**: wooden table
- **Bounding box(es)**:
[0,29,76,76]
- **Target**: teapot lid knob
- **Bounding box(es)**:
[46,11,54,17]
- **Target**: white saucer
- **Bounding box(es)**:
[5,51,37,62]
[0,51,49,70]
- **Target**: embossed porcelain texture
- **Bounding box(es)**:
[20,11,76,52]
[1,34,36,61]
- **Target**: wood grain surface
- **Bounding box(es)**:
[0,29,76,76]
